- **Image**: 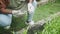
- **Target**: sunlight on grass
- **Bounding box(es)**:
[38,16,60,34]
[33,2,60,22]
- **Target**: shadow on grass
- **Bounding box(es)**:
[27,24,45,34]
[0,27,12,34]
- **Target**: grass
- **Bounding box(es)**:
[33,0,60,34]
[33,1,60,22]
[11,14,27,31]
[38,16,60,34]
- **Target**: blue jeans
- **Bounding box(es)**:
[27,11,34,22]
[0,14,12,27]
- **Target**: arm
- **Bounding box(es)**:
[1,8,12,14]
[0,0,12,14]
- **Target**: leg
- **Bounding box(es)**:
[0,14,12,27]
[27,11,34,22]
[26,11,35,25]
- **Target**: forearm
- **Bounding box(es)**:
[1,8,12,14]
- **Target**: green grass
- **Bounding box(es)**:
[33,0,60,34]
[33,1,60,22]
[38,16,60,34]
[11,14,27,31]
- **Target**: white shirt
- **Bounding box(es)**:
[28,3,34,12]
